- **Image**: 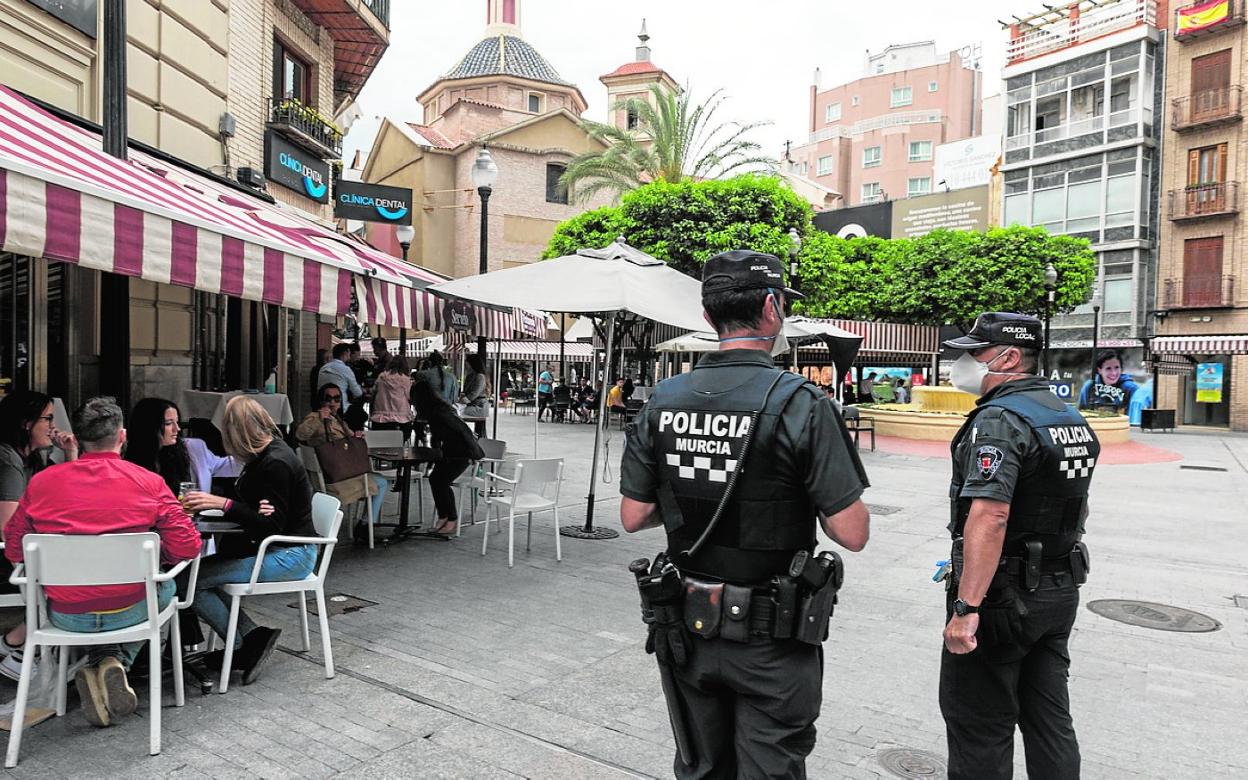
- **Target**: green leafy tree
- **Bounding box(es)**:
[545,176,810,276]
[558,85,775,203]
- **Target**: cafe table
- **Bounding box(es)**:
[180,390,295,431]
[367,446,443,545]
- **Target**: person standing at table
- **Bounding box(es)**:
[0,391,79,682]
[411,379,483,536]
[185,396,316,686]
[4,396,200,727]
[536,364,555,421]
[460,354,490,437]
[297,385,388,537]
[417,351,460,406]
[371,355,415,442]
[318,343,364,416]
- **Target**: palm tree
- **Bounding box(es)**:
[559,85,776,203]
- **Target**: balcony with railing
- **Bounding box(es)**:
[1167,182,1240,220]
[1174,0,1245,40]
[268,98,343,157]
[1172,86,1243,131]
[1162,274,1235,308]
[1007,0,1156,65]
[287,0,390,101]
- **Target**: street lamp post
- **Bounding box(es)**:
[396,224,415,357]
[787,227,802,295]
[471,148,498,365]
[1043,263,1058,377]
[1087,272,1103,406]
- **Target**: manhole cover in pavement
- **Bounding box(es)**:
[867,504,902,516]
[288,593,377,617]
[877,748,946,778]
[1087,599,1221,632]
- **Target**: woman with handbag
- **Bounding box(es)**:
[413,378,483,536]
[296,384,388,535]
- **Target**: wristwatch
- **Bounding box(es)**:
[953,599,980,617]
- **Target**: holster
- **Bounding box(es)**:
[1071,541,1090,586]
[794,551,843,646]
[1023,540,1042,591]
[720,584,753,643]
[683,577,724,638]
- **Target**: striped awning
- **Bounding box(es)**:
[452,340,594,363]
[1152,335,1248,355]
[0,85,441,323]
[798,319,940,363]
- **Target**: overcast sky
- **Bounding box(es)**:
[344,0,1043,166]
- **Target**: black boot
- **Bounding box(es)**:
[237,627,282,685]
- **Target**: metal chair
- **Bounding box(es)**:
[214,493,343,694]
[481,459,564,568]
[5,533,200,767]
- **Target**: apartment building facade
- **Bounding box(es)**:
[787,42,982,208]
[1152,0,1248,430]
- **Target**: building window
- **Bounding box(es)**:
[1191,50,1232,113]
[274,41,312,104]
[801,161,809,175]
[825,102,842,123]
[545,163,568,204]
[528,93,544,113]
[626,105,639,130]
[851,95,860,106]
[25,0,98,37]
[816,156,833,176]
[890,86,913,107]
[1103,278,1132,313]
[862,146,882,168]
[1182,237,1224,307]
[908,141,933,162]
[907,177,931,197]
[928,81,938,92]
[861,182,882,203]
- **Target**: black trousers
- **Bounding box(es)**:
[940,574,1081,780]
[427,458,469,521]
[667,636,822,780]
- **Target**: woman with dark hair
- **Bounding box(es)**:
[412,379,483,536]
[417,350,459,405]
[0,391,78,680]
[124,398,239,496]
[296,383,388,533]
[1078,349,1141,412]
[460,354,489,437]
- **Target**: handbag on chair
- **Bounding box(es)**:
[315,433,371,484]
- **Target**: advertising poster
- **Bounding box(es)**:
[1045,347,1153,421]
[1196,362,1224,403]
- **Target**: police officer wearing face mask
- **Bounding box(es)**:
[619,249,871,779]
[940,312,1099,780]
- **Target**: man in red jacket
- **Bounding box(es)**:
[4,397,201,728]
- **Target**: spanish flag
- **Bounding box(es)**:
[1177,0,1230,35]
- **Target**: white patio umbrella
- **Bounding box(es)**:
[430,238,706,540]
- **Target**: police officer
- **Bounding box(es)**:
[620,249,871,779]
[940,312,1099,780]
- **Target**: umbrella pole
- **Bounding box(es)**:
[563,312,619,541]
[492,340,500,440]
[533,348,539,458]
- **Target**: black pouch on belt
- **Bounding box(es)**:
[1024,540,1042,591]
[720,584,753,643]
[683,577,723,639]
[1071,541,1090,586]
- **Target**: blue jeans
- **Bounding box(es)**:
[48,580,176,669]
[193,545,316,649]
[368,473,388,525]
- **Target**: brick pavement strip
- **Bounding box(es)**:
[1,416,1247,777]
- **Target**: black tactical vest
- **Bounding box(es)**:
[650,365,816,584]
[950,388,1100,557]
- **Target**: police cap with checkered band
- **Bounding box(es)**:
[942,312,1042,350]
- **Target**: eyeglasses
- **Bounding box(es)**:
[36,415,54,424]
[323,396,342,403]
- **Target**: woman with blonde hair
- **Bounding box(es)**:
[184,396,316,685]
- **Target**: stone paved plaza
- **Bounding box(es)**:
[1,413,1245,779]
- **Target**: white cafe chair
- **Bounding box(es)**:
[214,493,342,694]
[5,533,201,767]
[453,438,507,536]
[481,459,564,568]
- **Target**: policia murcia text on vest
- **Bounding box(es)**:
[939,312,1099,780]
[619,250,871,779]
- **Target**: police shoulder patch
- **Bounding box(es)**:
[975,445,1004,480]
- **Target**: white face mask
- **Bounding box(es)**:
[950,348,1011,396]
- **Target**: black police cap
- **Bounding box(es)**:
[943,312,1042,350]
[701,250,805,300]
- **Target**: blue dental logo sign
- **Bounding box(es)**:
[265,131,330,204]
[333,180,414,225]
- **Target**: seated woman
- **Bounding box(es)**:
[370,355,414,442]
[124,397,240,495]
[184,396,316,685]
[460,354,490,437]
[0,391,77,681]
[412,379,483,536]
[297,384,388,537]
